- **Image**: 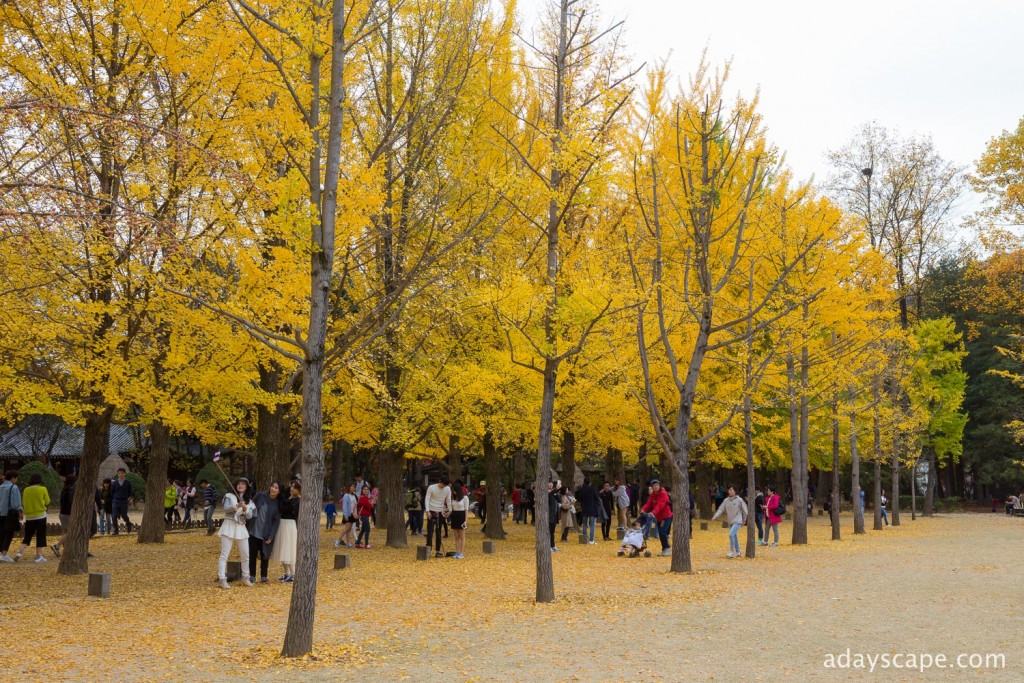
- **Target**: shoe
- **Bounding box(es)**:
[0,555,12,563]
[355,543,363,549]
[13,553,22,562]
[551,547,560,552]
[50,544,61,557]
[282,576,294,583]
[770,542,778,547]
[260,577,269,584]
[278,575,289,581]
[364,545,371,549]
[617,550,624,557]
[87,552,96,558]
[242,578,254,587]
[659,549,671,557]
[726,552,736,558]
[588,541,597,545]
[334,540,341,548]
[347,544,354,549]
[219,578,231,589]
[435,551,443,558]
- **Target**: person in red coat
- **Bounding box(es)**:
[764,485,782,547]
[355,486,374,549]
[640,479,673,556]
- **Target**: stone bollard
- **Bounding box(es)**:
[226,561,242,582]
[578,533,588,545]
[818,509,824,516]
[334,554,351,570]
[416,545,429,561]
[482,540,496,554]
[616,528,626,540]
[700,522,709,531]
[88,572,111,598]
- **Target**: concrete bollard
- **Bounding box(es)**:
[416,545,429,561]
[616,528,626,540]
[700,522,709,531]
[226,561,242,581]
[818,509,824,516]
[88,572,111,598]
[482,540,496,554]
[578,533,588,544]
[334,554,351,569]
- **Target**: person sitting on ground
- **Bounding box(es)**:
[617,519,645,556]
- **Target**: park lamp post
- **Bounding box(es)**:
[861,166,874,248]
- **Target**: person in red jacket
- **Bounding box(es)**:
[640,479,673,556]
[355,486,374,549]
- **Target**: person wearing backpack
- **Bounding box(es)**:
[405,486,423,536]
[763,485,783,547]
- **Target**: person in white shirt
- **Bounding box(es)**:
[217,478,256,589]
[450,480,470,559]
[424,475,452,558]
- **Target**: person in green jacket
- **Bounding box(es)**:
[164,480,178,526]
[14,473,50,563]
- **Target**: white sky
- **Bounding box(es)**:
[514,0,1024,190]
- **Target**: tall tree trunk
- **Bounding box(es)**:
[560,430,575,489]
[379,449,407,548]
[851,411,865,535]
[447,435,462,483]
[658,448,674,490]
[744,394,757,558]
[329,441,344,500]
[695,460,713,520]
[534,362,557,602]
[814,468,830,509]
[788,352,809,545]
[138,420,171,544]
[58,405,113,574]
[873,384,883,531]
[923,448,936,516]
[891,438,901,526]
[831,401,841,541]
[483,432,506,539]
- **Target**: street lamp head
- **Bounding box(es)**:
[861,167,873,178]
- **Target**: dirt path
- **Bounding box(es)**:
[2,512,1020,681]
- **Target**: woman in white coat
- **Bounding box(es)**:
[218,477,256,589]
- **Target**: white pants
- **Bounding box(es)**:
[218,536,250,580]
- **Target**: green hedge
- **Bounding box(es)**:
[126,472,146,502]
[17,461,63,504]
[897,495,963,512]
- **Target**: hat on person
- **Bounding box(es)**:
[233,477,250,487]
[650,478,660,485]
[480,480,487,486]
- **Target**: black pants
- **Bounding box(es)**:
[549,522,557,549]
[755,515,764,541]
[248,536,270,579]
[426,513,445,552]
[112,502,131,533]
[1,514,17,553]
[601,513,612,540]
[521,503,534,525]
[164,507,175,524]
[22,518,46,547]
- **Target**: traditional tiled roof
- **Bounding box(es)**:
[0,414,145,460]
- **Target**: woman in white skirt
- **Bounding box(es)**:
[271,481,300,582]
[218,478,256,589]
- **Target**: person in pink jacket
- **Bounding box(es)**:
[640,479,673,557]
[764,485,782,547]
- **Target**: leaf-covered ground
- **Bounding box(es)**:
[2,512,1020,681]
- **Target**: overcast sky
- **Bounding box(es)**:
[515,0,1024,191]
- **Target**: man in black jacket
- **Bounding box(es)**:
[576,477,600,544]
[547,482,560,552]
[110,468,133,534]
[200,480,218,535]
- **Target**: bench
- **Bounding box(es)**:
[1011,508,1024,517]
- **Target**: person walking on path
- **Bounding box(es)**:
[217,477,255,589]
[164,480,178,526]
[0,471,22,562]
[111,467,133,534]
[95,478,113,535]
[182,479,196,525]
[639,479,674,556]
[52,474,77,557]
[576,477,600,544]
[271,482,300,580]
[12,473,50,563]
[247,482,282,584]
[547,481,561,552]
[763,485,782,547]
[754,486,766,546]
[405,485,423,536]
[423,476,452,557]
[520,484,535,525]
[613,478,630,530]
[880,492,889,526]
[599,482,614,541]
[335,485,358,548]
[558,485,577,543]
[355,485,374,549]
[450,480,470,559]
[200,479,218,535]
[712,485,748,558]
